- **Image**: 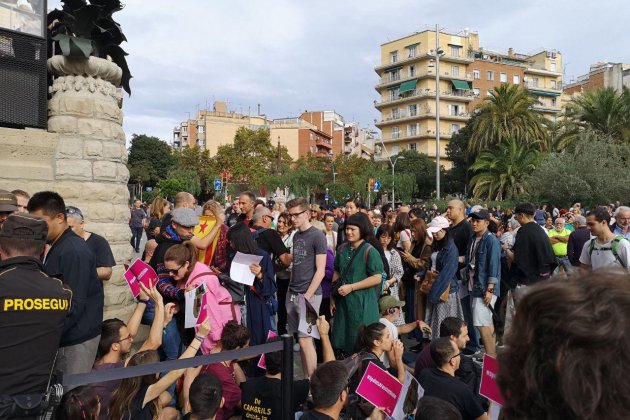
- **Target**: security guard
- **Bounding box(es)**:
[0,214,71,417]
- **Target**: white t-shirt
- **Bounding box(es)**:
[579,237,630,270]
[378,317,398,368]
[397,229,412,249]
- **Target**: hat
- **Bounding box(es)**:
[514,203,536,216]
[0,213,48,240]
[469,209,490,221]
[379,295,405,313]
[171,208,199,227]
[0,190,18,213]
[427,216,450,234]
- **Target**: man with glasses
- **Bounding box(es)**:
[418,337,489,420]
[66,206,116,281]
[28,191,104,381]
[286,197,327,379]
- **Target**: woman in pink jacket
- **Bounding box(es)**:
[164,241,240,354]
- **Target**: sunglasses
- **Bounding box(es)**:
[166,263,184,275]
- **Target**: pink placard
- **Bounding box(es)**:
[196,294,209,326]
[257,330,278,370]
[355,362,403,416]
[479,354,505,405]
[123,259,158,297]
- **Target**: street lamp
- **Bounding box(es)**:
[433,24,445,200]
[391,155,405,206]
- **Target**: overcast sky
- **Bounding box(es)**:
[50,0,630,145]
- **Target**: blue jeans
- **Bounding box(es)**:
[555,256,572,274]
[405,284,422,342]
[461,295,481,353]
[130,226,143,250]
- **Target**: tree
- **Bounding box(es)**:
[174,146,213,195]
[392,150,436,199]
[444,119,479,195]
[468,84,548,153]
[127,134,175,187]
[469,137,540,200]
[523,133,630,207]
[566,87,630,143]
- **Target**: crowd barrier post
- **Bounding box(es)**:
[281,334,294,420]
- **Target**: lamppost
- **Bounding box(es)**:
[391,155,405,206]
[433,24,445,200]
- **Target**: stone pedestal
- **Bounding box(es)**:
[0,56,135,322]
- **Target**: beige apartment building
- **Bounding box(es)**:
[374,28,563,165]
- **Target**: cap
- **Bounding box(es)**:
[379,295,405,313]
[171,208,199,227]
[0,190,18,213]
[469,209,490,221]
[427,216,450,234]
[0,213,48,240]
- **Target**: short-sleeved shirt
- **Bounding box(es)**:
[92,361,125,420]
[252,226,289,260]
[290,226,328,294]
[86,232,116,268]
[130,208,146,228]
[418,368,485,420]
[201,363,241,420]
[579,237,630,270]
[241,376,309,420]
[548,228,571,256]
[122,384,154,420]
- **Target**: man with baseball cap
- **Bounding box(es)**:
[0,190,18,229]
[463,209,501,357]
[0,214,71,414]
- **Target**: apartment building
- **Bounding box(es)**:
[300,111,345,155]
[344,123,375,159]
[374,28,563,165]
[564,62,630,96]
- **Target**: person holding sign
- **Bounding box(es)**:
[331,214,385,356]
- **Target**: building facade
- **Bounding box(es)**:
[374,28,563,165]
[563,62,630,96]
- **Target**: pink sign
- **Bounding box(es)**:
[479,354,505,405]
[257,330,278,370]
[355,362,403,416]
[123,259,158,297]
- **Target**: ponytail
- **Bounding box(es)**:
[354,323,386,353]
[164,241,198,278]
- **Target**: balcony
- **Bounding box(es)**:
[525,82,562,94]
[530,105,561,113]
[375,88,475,108]
[374,51,473,72]
[376,111,470,127]
[380,131,454,143]
[375,70,473,89]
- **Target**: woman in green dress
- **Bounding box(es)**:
[331,213,385,355]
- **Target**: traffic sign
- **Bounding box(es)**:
[373,180,381,192]
[324,193,329,200]
[214,179,222,190]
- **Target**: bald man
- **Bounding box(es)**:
[251,207,292,268]
[446,199,481,355]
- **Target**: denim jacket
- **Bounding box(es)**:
[464,231,501,298]
[428,240,460,304]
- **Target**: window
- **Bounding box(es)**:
[407,123,418,136]
[532,77,539,87]
[390,69,400,81]
[409,65,416,77]
[550,62,557,72]
[473,88,481,96]
[389,88,399,101]
[392,127,400,139]
[182,126,188,134]
[551,80,557,89]
[513,75,520,85]
[500,72,507,83]
[407,45,417,58]
[487,71,494,81]
[390,51,398,63]
[391,108,400,119]
[449,45,461,57]
[408,143,417,151]
[450,124,460,134]
[551,97,557,107]
[451,66,460,77]
[448,104,460,116]
[408,104,418,116]
[198,125,205,133]
[473,69,480,79]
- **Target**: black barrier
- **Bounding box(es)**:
[62,336,295,419]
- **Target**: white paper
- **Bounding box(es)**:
[298,295,320,339]
[229,252,263,286]
[489,402,502,420]
[184,283,207,328]
[391,371,423,420]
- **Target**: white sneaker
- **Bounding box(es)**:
[293,343,300,352]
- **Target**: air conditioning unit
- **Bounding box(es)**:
[483,54,489,60]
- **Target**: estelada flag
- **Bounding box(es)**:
[194,215,220,265]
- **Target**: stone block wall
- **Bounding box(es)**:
[0,66,135,323]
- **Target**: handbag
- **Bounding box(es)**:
[331,242,367,298]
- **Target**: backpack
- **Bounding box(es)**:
[588,235,629,268]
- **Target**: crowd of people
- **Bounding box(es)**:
[1,186,630,420]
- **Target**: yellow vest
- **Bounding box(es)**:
[548,228,571,256]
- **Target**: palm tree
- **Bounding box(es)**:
[566,87,630,142]
[469,137,540,200]
[468,84,548,153]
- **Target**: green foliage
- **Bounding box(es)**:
[469,84,548,153]
[175,146,213,194]
[157,178,187,200]
[48,0,132,94]
[392,150,436,199]
[523,134,630,207]
[565,87,630,143]
[127,134,175,186]
[470,137,541,200]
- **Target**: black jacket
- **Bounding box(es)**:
[44,228,103,347]
[510,222,557,285]
[0,257,71,395]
